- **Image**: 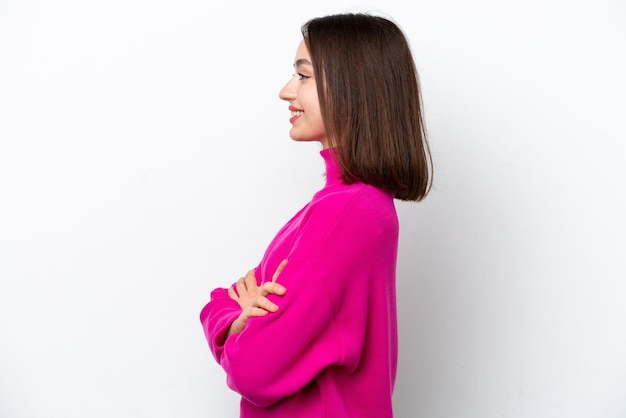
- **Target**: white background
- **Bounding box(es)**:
[1,0,625,417]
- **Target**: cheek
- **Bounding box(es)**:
[301,86,318,107]
[311,111,325,131]
[303,88,322,121]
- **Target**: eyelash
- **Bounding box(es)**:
[297,72,310,80]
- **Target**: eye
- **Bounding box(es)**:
[297,72,310,80]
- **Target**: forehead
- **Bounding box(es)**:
[294,40,312,67]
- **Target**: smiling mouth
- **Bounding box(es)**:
[290,110,303,117]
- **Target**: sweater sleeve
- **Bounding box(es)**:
[199,287,243,364]
[219,256,341,407]
[200,258,267,364]
[200,186,397,408]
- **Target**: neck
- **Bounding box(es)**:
[320,148,342,186]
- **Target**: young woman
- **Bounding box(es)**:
[200,12,432,418]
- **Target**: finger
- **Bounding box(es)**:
[272,259,288,283]
[245,306,270,318]
[261,281,287,296]
[235,277,246,295]
[227,286,238,301]
[244,269,258,289]
[253,295,279,313]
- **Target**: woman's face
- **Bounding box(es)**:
[279,40,328,148]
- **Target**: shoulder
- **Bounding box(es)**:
[314,183,395,218]
[286,183,398,266]
[305,183,398,237]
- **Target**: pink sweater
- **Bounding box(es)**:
[200,149,399,417]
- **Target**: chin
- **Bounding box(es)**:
[289,135,314,143]
[289,133,326,144]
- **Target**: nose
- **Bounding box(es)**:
[279,77,296,102]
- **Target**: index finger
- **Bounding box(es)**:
[261,281,287,296]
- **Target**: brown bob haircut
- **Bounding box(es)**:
[302,13,432,201]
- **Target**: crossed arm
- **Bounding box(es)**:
[225,259,289,338]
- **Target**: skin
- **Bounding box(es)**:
[226,40,328,337]
[278,40,328,148]
[226,260,288,338]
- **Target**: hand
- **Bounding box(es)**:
[226,260,288,337]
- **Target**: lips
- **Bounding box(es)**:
[289,106,304,123]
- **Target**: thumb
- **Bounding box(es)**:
[272,259,288,283]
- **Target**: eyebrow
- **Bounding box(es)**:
[293,58,313,68]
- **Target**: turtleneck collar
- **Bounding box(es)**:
[320,148,343,187]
